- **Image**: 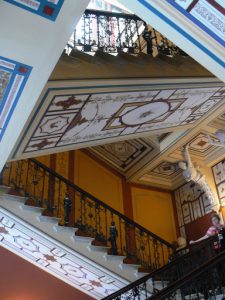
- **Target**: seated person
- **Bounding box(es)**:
[190,213,225,248]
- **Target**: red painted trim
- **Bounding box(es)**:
[187,0,225,14]
[171,192,180,238]
[205,0,225,14]
[68,151,75,182]
[122,180,134,219]
[68,151,75,227]
[122,179,137,258]
[187,0,199,12]
[48,154,56,210]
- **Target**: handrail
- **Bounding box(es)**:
[149,248,225,300]
[67,8,180,56]
[101,236,217,300]
[30,158,173,249]
[84,9,142,21]
[1,158,175,272]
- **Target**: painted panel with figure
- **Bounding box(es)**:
[174,181,213,237]
[213,158,225,205]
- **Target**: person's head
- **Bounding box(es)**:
[211,213,221,226]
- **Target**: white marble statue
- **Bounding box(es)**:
[178,144,215,209]
[207,130,225,148]
[178,144,201,182]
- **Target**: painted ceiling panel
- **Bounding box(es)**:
[13,80,225,159]
[90,138,154,173]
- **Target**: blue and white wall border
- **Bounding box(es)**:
[118,0,225,82]
[3,0,64,21]
[0,57,32,142]
[167,0,225,48]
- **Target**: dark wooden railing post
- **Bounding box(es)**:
[64,193,72,226]
[109,221,118,255]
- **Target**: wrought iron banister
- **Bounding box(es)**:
[0,158,174,271]
[29,159,173,248]
[67,9,184,56]
[84,9,142,20]
[148,248,225,300]
[102,236,218,299]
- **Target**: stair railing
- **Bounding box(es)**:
[148,247,225,300]
[66,9,183,57]
[101,236,219,300]
[0,158,175,271]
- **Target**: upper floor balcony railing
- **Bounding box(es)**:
[66,9,188,57]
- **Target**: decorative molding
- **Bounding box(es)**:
[19,85,225,156]
[0,208,127,299]
[208,112,225,130]
[90,138,154,173]
[187,132,218,154]
[167,0,225,46]
[150,161,180,177]
[3,0,64,21]
[0,56,31,142]
[130,182,173,194]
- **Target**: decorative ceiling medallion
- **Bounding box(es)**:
[187,132,219,154]
[90,138,154,172]
[22,86,225,155]
[150,161,180,177]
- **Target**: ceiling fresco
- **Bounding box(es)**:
[13,82,225,159]
[10,75,225,190]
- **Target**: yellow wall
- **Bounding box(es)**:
[36,150,124,213]
[74,151,124,213]
[35,150,177,241]
[36,155,50,168]
[131,187,177,243]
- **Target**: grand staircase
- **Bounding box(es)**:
[0,158,176,297]
[0,159,223,299]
